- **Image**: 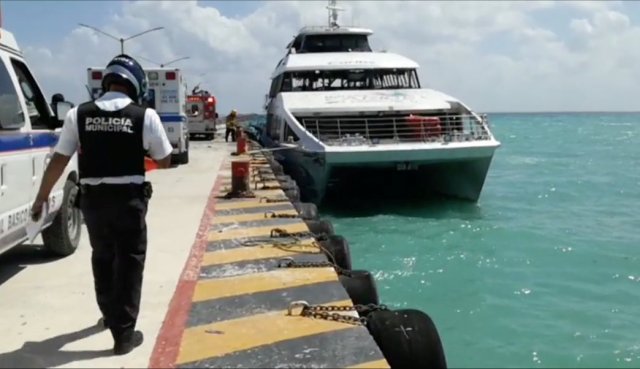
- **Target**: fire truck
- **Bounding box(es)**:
[186,87,217,140]
[86,67,190,164]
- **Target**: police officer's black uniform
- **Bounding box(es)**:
[76,101,151,351]
[33,54,172,356]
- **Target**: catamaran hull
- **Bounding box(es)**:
[276,144,498,205]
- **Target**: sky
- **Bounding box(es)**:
[2,0,640,114]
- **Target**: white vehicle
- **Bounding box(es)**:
[86,67,190,164]
[0,28,82,256]
[263,1,500,204]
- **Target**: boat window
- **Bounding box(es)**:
[290,35,304,52]
[281,74,292,92]
[269,74,284,97]
[299,34,372,53]
[281,68,420,92]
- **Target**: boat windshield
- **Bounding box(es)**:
[280,68,420,92]
[296,34,372,53]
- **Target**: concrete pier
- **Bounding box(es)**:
[0,139,388,368]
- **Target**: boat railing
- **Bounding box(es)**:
[296,113,492,146]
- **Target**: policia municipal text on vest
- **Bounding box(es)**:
[77,102,146,178]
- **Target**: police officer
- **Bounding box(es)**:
[31,54,172,355]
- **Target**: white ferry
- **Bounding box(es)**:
[263,1,501,205]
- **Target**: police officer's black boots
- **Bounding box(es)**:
[113,330,144,355]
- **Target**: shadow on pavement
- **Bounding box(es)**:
[0,244,64,287]
[0,323,112,368]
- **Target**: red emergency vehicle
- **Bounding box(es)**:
[186,89,218,140]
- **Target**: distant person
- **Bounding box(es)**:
[31,54,172,356]
[225,109,238,142]
[50,93,74,112]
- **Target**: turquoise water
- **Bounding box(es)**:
[320,113,640,368]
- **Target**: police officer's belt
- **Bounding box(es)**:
[80,182,152,199]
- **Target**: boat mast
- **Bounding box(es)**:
[326,0,344,28]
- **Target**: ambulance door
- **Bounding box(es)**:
[146,71,159,109]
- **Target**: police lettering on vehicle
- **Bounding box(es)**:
[85,117,134,133]
[0,193,58,236]
[7,208,29,231]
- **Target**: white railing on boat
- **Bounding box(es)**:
[296,113,492,146]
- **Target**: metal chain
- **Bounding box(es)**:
[270,228,315,239]
[239,232,334,259]
[273,243,324,255]
[253,174,277,182]
[288,301,389,326]
[277,257,352,277]
[270,228,328,241]
[264,211,299,219]
[259,197,290,203]
[255,183,282,190]
[310,303,388,314]
[241,238,323,256]
[303,309,365,326]
[242,237,300,247]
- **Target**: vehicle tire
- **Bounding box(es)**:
[207,134,214,141]
[179,149,189,164]
[42,180,82,257]
[176,139,190,164]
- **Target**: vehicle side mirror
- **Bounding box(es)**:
[51,93,66,103]
[215,113,219,119]
[55,101,73,124]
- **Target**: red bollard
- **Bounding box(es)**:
[236,135,247,155]
[231,160,251,194]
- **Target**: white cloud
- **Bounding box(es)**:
[570,19,594,35]
[20,0,640,113]
[561,0,623,13]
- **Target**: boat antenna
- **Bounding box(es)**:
[326,0,344,28]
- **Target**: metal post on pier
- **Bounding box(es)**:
[78,23,164,54]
